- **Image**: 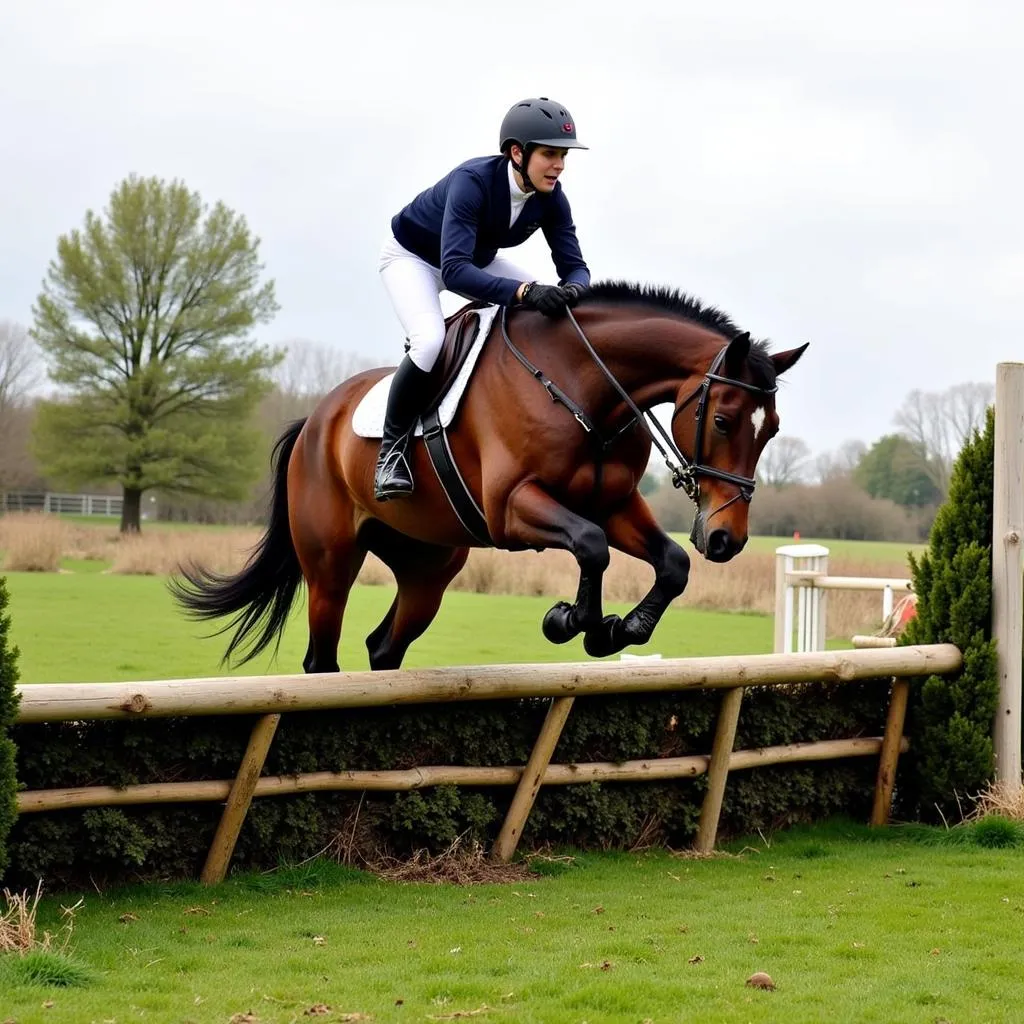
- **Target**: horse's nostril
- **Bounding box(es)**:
[707,529,730,560]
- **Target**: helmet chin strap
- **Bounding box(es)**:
[510,143,538,193]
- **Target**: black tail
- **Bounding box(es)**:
[169,418,307,666]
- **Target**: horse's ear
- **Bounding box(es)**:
[771,342,809,377]
[724,331,751,375]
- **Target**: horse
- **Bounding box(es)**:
[170,280,807,673]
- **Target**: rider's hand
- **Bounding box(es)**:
[560,282,588,307]
[520,282,569,318]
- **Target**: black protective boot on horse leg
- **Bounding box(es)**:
[374,355,434,501]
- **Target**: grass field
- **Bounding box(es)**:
[0,520,913,683]
[733,534,925,563]
[3,570,775,683]
[3,526,1020,1024]
[3,821,1023,1024]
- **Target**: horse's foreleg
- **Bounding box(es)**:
[583,492,690,658]
[504,481,610,643]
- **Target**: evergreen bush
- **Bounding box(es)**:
[899,408,999,820]
[0,576,22,881]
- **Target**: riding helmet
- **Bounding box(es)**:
[499,97,589,152]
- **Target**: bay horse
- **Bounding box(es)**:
[170,281,807,672]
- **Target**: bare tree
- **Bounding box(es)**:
[757,435,811,487]
[0,321,43,489]
[0,320,41,421]
[0,401,43,488]
[813,439,868,483]
[261,339,375,431]
[274,338,373,402]
[894,381,993,493]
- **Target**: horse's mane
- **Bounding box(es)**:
[582,280,777,390]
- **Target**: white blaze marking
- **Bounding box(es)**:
[751,406,767,439]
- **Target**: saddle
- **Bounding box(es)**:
[409,298,493,546]
[411,299,492,415]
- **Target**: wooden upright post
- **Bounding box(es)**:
[694,687,744,853]
[992,363,1024,793]
[492,697,574,862]
[201,713,281,884]
[870,678,911,826]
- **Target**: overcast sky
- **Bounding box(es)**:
[1,0,1021,459]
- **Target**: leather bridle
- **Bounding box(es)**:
[500,305,777,521]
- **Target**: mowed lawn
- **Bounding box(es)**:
[2,823,1023,1024]
[3,538,1022,1023]
[3,568,773,684]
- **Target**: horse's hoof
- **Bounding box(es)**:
[583,615,625,658]
[542,601,579,644]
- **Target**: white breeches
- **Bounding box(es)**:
[378,235,538,371]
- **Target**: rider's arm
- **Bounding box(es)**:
[542,190,590,289]
[440,172,526,306]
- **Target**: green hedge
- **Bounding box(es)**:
[6,678,891,888]
[0,576,21,882]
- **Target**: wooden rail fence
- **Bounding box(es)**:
[13,643,962,884]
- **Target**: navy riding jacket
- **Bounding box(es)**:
[390,155,591,307]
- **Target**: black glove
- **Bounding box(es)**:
[560,282,588,307]
[520,282,569,317]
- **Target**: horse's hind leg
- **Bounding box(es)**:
[292,490,366,674]
[303,552,366,673]
[361,522,469,671]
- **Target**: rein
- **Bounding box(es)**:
[499,304,777,515]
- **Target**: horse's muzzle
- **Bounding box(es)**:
[705,528,742,562]
[691,512,745,563]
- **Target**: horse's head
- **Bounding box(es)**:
[671,332,808,563]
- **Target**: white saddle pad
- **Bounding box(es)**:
[351,305,500,439]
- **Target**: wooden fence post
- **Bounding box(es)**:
[201,713,281,885]
[870,678,911,826]
[694,687,744,853]
[992,362,1024,793]
[491,696,575,863]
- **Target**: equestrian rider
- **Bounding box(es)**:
[374,96,592,501]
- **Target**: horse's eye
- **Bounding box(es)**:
[713,414,729,435]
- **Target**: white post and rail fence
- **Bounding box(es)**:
[773,544,913,655]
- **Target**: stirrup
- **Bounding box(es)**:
[374,443,414,501]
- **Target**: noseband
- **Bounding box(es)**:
[500,306,777,518]
[667,345,777,520]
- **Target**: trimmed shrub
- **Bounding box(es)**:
[899,408,999,820]
[0,575,21,881]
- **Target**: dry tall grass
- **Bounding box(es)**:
[0,513,119,570]
[967,781,1024,822]
[0,882,79,955]
[0,515,911,639]
[109,529,269,577]
[0,513,71,571]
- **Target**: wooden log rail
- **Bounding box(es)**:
[11,643,961,883]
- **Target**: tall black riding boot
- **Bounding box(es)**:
[374,355,434,501]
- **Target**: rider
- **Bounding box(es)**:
[373,96,593,501]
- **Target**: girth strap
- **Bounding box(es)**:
[421,408,492,546]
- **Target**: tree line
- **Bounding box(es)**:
[0,174,993,538]
[645,380,992,542]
